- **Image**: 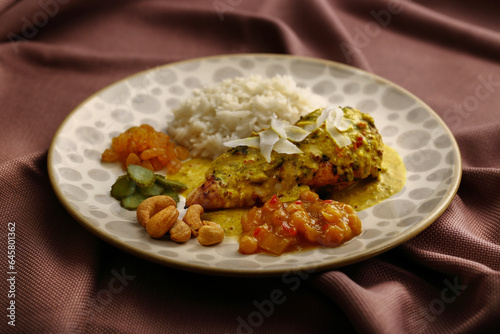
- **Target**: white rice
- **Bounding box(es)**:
[167,75,328,159]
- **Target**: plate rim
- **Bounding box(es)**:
[47,53,462,277]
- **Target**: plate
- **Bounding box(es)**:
[48,54,462,277]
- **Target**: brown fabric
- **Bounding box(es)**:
[1,0,499,333]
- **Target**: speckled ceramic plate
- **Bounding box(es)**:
[48,54,461,277]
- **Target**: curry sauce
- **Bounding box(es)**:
[169,144,406,236]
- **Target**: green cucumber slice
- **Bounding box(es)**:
[155,175,187,191]
[110,175,136,199]
[121,192,148,210]
[162,188,180,204]
[139,183,164,197]
[127,164,155,188]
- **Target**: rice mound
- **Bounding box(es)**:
[167,75,328,159]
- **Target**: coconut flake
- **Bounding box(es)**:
[326,121,352,147]
[327,107,352,132]
[223,106,353,161]
[338,119,353,132]
[284,125,310,142]
[259,129,280,162]
[270,114,287,138]
[223,108,366,162]
[324,107,352,147]
[303,106,331,132]
[224,136,260,148]
[273,138,303,155]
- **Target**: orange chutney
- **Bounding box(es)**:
[101,124,190,173]
[238,190,362,255]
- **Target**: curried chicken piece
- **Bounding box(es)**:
[186,107,383,210]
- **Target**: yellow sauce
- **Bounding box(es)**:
[169,158,211,196]
[202,209,246,236]
[329,145,406,211]
[169,145,406,235]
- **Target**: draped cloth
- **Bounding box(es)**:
[0,0,499,332]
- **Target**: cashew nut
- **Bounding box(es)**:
[137,198,224,244]
[136,195,176,227]
[169,219,191,243]
[145,205,179,239]
[182,204,204,236]
[197,221,224,246]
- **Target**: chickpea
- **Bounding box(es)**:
[239,235,259,254]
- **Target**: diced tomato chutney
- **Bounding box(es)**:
[238,190,362,255]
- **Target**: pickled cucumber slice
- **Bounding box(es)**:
[139,183,164,197]
[121,192,148,210]
[162,188,180,204]
[110,175,136,199]
[127,164,155,187]
[155,175,187,191]
[111,166,186,210]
